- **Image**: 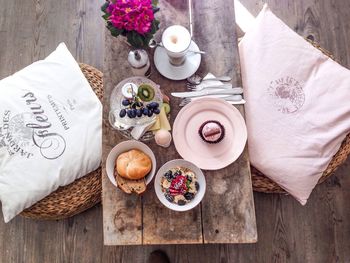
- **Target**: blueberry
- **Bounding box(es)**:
[178,200,186,206]
[164,170,173,180]
[195,182,200,191]
[147,110,153,117]
[184,192,194,200]
[119,109,126,118]
[174,170,182,177]
[165,194,174,203]
[153,108,160,114]
[122,99,130,106]
[143,108,149,116]
[136,109,143,117]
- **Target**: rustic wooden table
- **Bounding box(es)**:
[102,0,257,245]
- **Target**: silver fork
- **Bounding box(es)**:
[187,83,233,91]
[179,95,245,107]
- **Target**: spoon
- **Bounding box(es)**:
[187,74,232,85]
[148,39,206,55]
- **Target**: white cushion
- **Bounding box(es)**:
[0,43,102,222]
[239,5,350,204]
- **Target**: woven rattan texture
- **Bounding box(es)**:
[20,63,103,219]
[251,41,350,193]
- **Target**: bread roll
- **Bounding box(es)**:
[116,149,152,180]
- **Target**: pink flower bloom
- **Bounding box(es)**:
[107,0,154,34]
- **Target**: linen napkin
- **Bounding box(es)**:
[189,73,244,102]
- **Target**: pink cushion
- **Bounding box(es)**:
[239,5,350,204]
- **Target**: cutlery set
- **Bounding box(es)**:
[172,74,245,106]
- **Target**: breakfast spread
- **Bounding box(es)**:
[199,120,225,144]
[160,167,199,206]
[115,149,152,194]
[119,82,161,119]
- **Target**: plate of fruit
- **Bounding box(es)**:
[109,77,167,139]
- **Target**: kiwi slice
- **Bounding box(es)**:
[163,102,171,114]
[138,84,155,102]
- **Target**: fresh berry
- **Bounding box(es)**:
[174,170,182,177]
[153,108,160,114]
[126,110,133,118]
[119,109,126,118]
[184,192,194,200]
[131,109,137,118]
[143,108,149,116]
[122,99,130,106]
[147,110,153,117]
[165,194,174,203]
[178,200,186,206]
[136,109,143,117]
[195,182,200,191]
[164,170,173,181]
[148,102,159,109]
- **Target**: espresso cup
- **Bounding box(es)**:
[161,25,191,66]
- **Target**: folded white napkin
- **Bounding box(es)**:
[190,73,243,102]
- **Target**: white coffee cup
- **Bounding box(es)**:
[161,25,191,66]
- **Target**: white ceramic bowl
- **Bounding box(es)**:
[106,140,156,188]
[154,159,206,212]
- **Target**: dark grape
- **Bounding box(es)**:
[126,110,133,118]
[122,99,130,106]
[136,109,143,117]
[148,102,159,109]
[131,109,137,118]
[119,109,126,118]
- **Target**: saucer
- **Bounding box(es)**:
[154,41,201,80]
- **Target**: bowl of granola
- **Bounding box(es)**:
[154,159,206,211]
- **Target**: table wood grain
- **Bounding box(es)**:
[1,0,350,262]
[102,0,257,245]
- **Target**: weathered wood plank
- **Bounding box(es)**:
[141,0,203,245]
[192,0,257,243]
[102,35,143,245]
[1,0,350,262]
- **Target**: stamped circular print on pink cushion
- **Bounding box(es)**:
[173,98,247,170]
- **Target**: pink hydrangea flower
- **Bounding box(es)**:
[107,0,155,34]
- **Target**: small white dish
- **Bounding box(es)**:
[106,140,157,188]
[154,159,206,212]
[154,41,201,81]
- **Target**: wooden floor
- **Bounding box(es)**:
[0,0,349,262]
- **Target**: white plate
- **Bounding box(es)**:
[106,140,156,188]
[154,159,206,212]
[154,41,201,80]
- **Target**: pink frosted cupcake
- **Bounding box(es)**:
[198,120,225,144]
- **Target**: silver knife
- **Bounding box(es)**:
[171,87,243,98]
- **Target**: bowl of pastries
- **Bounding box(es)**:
[106,140,156,194]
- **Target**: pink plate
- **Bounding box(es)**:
[173,98,247,170]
